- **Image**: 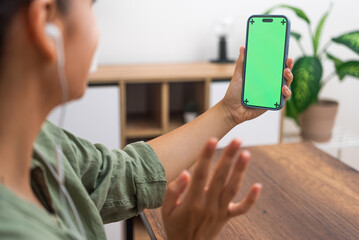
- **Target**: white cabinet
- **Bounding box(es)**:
[210,81,282,148]
[48,86,121,149]
[48,86,124,240]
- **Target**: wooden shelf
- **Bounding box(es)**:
[168,81,206,132]
[89,62,235,148]
[125,83,163,140]
[126,115,163,138]
[123,80,210,147]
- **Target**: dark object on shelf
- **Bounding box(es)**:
[184,101,198,113]
[184,102,199,123]
[211,36,235,64]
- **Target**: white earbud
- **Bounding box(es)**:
[45,23,61,39]
[45,23,64,67]
[44,22,67,103]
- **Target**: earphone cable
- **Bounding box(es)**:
[34,23,88,240]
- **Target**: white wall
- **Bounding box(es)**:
[93,0,359,136]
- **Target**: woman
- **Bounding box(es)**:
[0,0,294,239]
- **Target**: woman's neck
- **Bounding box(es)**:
[0,65,51,209]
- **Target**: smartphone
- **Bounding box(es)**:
[242,15,290,110]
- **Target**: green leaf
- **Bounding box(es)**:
[332,31,359,55]
[336,61,359,80]
[326,54,359,80]
[290,57,323,115]
[264,5,310,24]
[313,4,332,55]
[290,31,302,41]
[326,53,343,74]
[326,53,343,67]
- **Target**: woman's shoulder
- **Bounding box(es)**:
[0,184,64,240]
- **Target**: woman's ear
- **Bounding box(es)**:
[27,0,63,62]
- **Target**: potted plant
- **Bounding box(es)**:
[265,4,359,142]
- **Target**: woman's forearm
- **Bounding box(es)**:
[148,50,294,182]
[148,100,237,182]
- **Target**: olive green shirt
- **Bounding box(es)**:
[0,121,167,239]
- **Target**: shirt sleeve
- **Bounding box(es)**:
[58,127,167,223]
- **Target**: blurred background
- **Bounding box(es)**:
[91,0,358,166]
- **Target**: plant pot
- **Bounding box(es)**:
[299,99,338,142]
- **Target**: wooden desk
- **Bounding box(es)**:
[143,142,359,240]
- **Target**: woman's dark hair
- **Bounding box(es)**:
[0,0,68,61]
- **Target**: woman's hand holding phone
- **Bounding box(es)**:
[222,47,294,126]
[162,138,261,240]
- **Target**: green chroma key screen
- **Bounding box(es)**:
[242,16,289,110]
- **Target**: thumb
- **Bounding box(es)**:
[162,171,191,217]
[233,47,245,81]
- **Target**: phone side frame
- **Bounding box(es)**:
[241,14,291,111]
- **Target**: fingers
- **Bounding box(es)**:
[286,58,294,70]
[220,150,251,207]
[207,139,242,206]
[283,60,293,100]
[186,138,217,201]
[233,47,245,80]
[162,171,191,217]
[282,85,292,100]
[284,68,293,87]
[228,183,262,217]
